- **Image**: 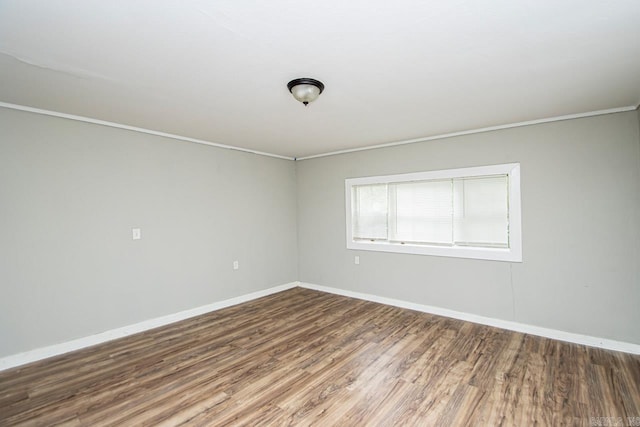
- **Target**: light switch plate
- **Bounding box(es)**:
[132,228,141,240]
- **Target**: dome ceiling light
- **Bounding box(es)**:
[287,78,325,106]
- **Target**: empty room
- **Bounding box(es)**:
[1,1,639,426]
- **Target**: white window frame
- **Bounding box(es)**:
[345,163,522,262]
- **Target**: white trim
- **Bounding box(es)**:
[345,163,522,262]
[0,101,294,161]
[2,281,637,371]
[299,282,640,355]
[297,105,639,160]
[2,101,636,163]
[0,282,298,372]
[346,163,520,184]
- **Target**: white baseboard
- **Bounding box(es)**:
[0,282,298,372]
[299,282,640,355]
[3,280,637,373]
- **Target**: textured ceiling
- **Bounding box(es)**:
[1,0,639,158]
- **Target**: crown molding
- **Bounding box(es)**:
[0,101,294,161]
[297,105,639,160]
[3,101,637,161]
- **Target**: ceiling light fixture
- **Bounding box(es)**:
[287,78,325,106]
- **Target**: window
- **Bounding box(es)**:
[346,163,522,262]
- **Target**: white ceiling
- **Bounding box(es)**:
[1,1,639,159]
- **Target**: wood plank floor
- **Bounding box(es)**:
[1,287,639,426]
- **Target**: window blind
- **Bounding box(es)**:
[352,183,388,240]
[351,174,509,248]
[453,175,508,247]
[390,179,453,244]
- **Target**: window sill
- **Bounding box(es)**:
[347,239,522,262]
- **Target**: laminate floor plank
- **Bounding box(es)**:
[1,287,638,426]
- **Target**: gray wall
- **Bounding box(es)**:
[2,107,639,359]
[0,108,298,357]
[297,111,640,345]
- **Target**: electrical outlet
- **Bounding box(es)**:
[233,260,239,270]
[132,228,141,240]
[354,255,360,265]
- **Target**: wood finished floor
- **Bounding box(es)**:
[1,288,639,426]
